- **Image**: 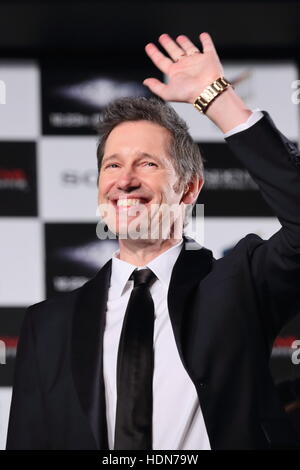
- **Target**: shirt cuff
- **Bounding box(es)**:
[223,109,264,138]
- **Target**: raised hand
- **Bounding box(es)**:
[144,32,224,104]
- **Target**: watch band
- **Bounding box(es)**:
[194,77,232,114]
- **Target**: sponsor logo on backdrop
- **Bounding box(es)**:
[41,63,156,135]
[0,142,37,216]
[198,142,274,216]
[53,276,90,292]
[0,168,29,190]
[0,308,25,386]
[271,336,300,359]
[49,112,100,130]
[45,223,118,297]
[48,78,148,130]
[204,168,258,190]
[55,78,148,109]
[61,170,98,187]
[0,337,18,363]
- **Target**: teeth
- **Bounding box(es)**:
[116,198,144,207]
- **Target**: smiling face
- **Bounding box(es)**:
[98,120,190,240]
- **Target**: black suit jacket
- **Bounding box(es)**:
[6,112,300,449]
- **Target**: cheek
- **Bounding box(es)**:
[97,186,108,206]
[161,179,180,201]
[98,174,111,198]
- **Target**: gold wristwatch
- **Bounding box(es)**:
[194,77,232,114]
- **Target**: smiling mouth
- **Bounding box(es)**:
[110,198,150,209]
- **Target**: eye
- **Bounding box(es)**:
[105,163,119,168]
[144,162,158,167]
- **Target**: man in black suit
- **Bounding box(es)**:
[6,33,300,449]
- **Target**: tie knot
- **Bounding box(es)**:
[130,268,157,288]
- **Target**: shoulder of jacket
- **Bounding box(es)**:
[25,279,91,327]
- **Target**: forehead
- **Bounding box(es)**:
[104,120,172,154]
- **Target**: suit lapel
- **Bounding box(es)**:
[168,236,213,376]
[71,258,112,450]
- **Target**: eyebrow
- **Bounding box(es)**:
[101,152,165,166]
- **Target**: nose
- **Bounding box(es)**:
[117,166,141,192]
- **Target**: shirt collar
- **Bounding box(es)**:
[110,239,183,297]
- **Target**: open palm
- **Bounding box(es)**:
[144,33,224,104]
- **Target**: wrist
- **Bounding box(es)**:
[193,76,231,113]
[204,87,253,133]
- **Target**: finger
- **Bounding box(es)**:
[176,35,201,55]
[158,33,186,62]
[199,32,217,54]
[143,78,169,100]
[145,43,173,74]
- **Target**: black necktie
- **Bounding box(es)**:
[114,268,157,450]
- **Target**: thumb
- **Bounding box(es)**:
[143,78,169,100]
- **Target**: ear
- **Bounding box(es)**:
[181,176,204,204]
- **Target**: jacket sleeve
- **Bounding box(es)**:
[6,306,49,449]
[225,111,300,339]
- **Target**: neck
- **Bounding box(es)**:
[117,236,183,266]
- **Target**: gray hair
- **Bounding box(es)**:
[96,96,204,193]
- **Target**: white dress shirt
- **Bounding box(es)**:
[103,239,211,450]
[103,109,264,450]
